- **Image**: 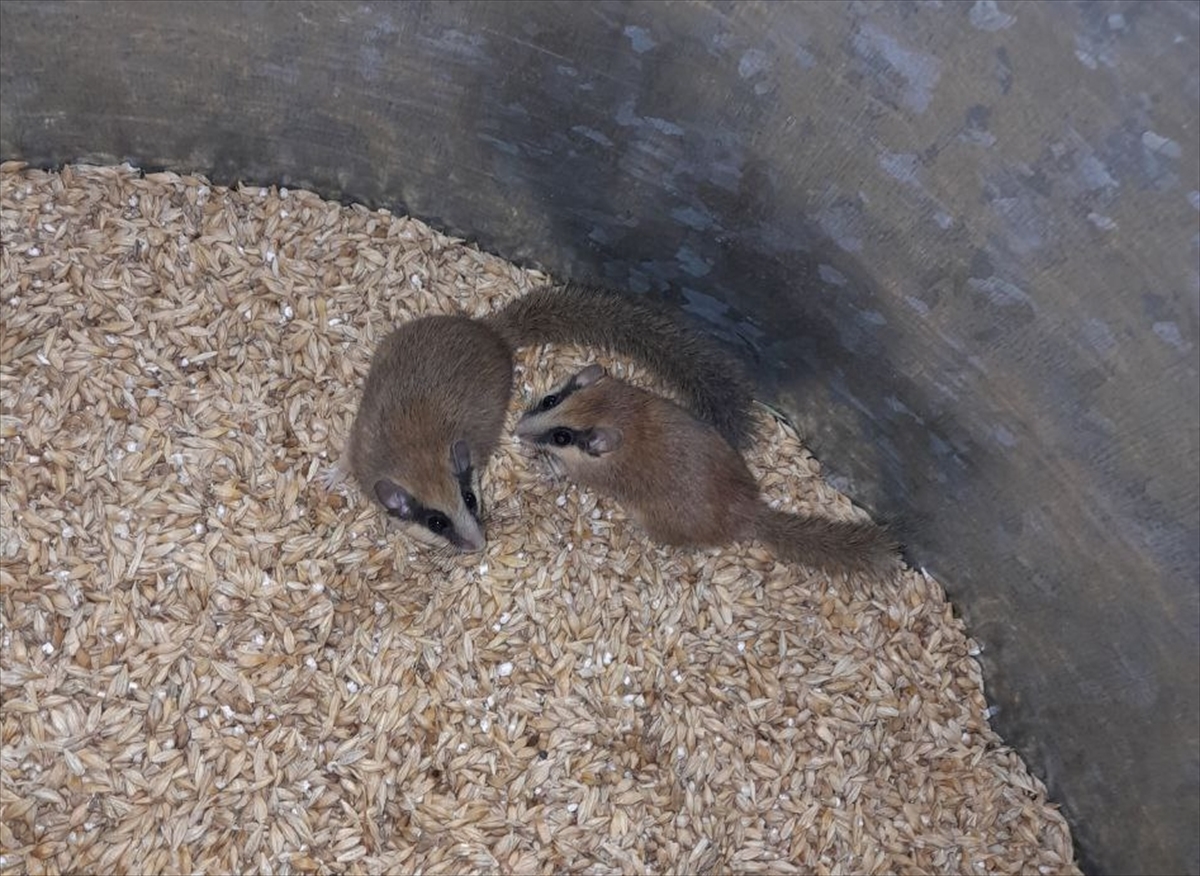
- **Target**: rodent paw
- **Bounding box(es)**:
[318,462,349,491]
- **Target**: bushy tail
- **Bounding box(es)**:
[754,506,902,576]
[486,283,756,450]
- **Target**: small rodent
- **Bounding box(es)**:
[339,315,511,551]
[516,364,901,576]
[332,283,754,553]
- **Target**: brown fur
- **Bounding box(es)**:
[517,374,760,544]
[486,283,755,451]
[752,508,901,574]
[346,316,513,550]
[343,283,755,552]
[517,367,901,576]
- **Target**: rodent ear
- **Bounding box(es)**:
[573,364,606,388]
[450,440,472,475]
[374,479,415,518]
[583,426,622,456]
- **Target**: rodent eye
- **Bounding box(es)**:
[462,489,478,514]
[551,429,573,447]
[540,393,560,410]
[425,512,450,535]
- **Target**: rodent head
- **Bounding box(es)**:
[372,439,487,552]
[516,365,625,464]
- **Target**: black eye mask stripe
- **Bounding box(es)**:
[534,427,603,455]
[533,428,567,446]
[527,374,585,415]
[388,497,466,545]
[457,466,480,520]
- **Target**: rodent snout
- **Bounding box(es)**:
[513,417,539,443]
[457,533,486,553]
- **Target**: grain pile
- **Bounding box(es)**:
[0,163,1078,875]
